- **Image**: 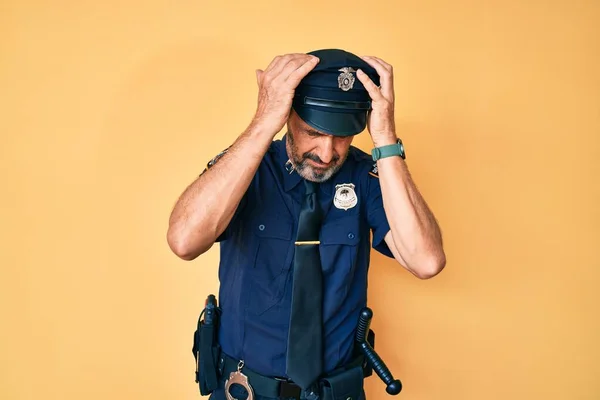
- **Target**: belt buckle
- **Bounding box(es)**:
[275,377,301,400]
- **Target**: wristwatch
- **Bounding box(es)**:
[371,138,405,161]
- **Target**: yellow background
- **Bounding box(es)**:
[1,0,599,399]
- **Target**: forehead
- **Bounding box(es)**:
[291,110,324,133]
[291,110,348,139]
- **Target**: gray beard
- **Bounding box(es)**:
[286,132,344,183]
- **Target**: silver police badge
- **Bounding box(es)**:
[338,67,356,91]
[334,183,358,210]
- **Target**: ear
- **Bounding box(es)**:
[255,69,264,86]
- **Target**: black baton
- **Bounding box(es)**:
[355,307,402,395]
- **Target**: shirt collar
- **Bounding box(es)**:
[276,134,303,192]
[275,134,343,198]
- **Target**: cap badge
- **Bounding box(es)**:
[333,183,358,210]
[338,67,356,91]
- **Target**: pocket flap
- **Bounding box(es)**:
[252,214,293,240]
[320,215,360,246]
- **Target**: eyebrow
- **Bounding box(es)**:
[306,128,325,136]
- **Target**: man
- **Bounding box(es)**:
[167,49,446,400]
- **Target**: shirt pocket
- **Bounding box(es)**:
[319,214,362,304]
[247,213,295,316]
[320,214,361,248]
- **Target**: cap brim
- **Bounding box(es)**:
[293,106,367,137]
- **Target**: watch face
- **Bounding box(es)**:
[398,140,405,157]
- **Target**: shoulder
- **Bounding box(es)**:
[200,139,280,176]
[199,146,231,176]
[347,145,379,179]
[265,138,281,158]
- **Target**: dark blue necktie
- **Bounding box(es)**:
[286,179,323,390]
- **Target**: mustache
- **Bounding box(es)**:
[303,152,340,165]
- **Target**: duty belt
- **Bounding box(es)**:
[218,353,365,400]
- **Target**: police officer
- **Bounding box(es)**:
[167,49,446,400]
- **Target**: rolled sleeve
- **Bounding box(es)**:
[366,172,394,258]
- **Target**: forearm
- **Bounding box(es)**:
[375,137,445,278]
[167,123,273,260]
[167,53,320,260]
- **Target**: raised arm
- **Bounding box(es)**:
[167,125,271,260]
[357,56,446,279]
[167,53,320,260]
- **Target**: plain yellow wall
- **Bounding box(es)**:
[1,1,599,399]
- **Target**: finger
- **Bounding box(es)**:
[361,56,392,84]
[364,56,392,73]
[285,56,320,88]
[356,69,385,101]
[263,57,289,81]
[361,56,394,100]
[263,55,284,73]
[281,55,318,82]
[255,69,264,86]
[266,53,310,78]
[276,56,313,81]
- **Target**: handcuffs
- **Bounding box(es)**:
[224,360,255,400]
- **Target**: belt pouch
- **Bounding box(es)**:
[193,320,221,395]
[320,365,364,400]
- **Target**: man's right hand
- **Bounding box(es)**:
[251,53,320,137]
[168,54,318,260]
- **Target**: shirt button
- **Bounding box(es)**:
[258,224,265,231]
[348,233,355,239]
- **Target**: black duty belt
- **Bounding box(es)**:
[218,353,365,400]
[219,354,302,398]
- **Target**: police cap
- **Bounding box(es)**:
[292,48,381,137]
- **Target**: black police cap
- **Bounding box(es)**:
[292,48,381,137]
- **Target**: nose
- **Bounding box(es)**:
[317,136,334,164]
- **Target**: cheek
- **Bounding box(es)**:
[300,137,320,153]
[294,140,314,157]
[334,139,353,157]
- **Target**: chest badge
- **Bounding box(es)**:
[334,183,358,210]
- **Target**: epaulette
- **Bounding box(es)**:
[200,146,230,176]
[368,162,379,178]
[348,145,379,179]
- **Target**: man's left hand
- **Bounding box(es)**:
[356,56,397,147]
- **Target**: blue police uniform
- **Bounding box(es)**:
[198,48,399,399]
[215,135,393,378]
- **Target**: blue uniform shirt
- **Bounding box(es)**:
[213,135,393,378]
